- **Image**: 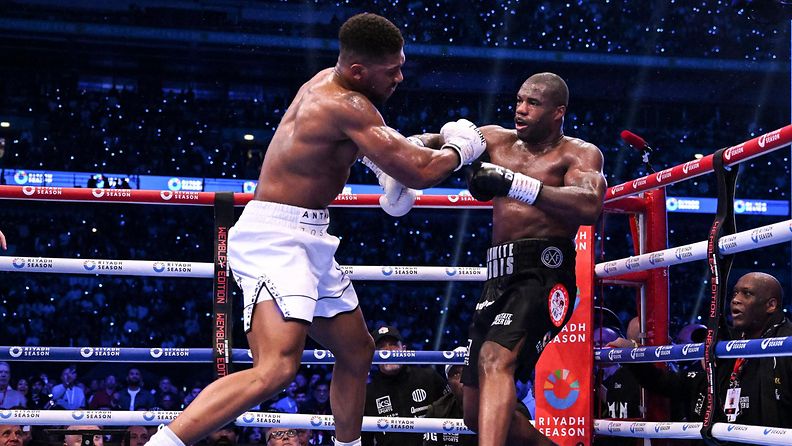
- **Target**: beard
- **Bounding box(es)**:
[379,364,403,375]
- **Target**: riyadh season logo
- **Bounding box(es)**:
[310,416,323,427]
[724,144,744,161]
[143,412,156,422]
[377,419,390,429]
[8,347,23,358]
[71,411,85,420]
[12,258,26,269]
[442,421,456,432]
[80,348,94,358]
[14,171,29,185]
[314,350,333,360]
[381,267,393,276]
[761,338,784,350]
[153,262,166,273]
[160,191,174,201]
[682,160,700,174]
[445,267,457,276]
[543,369,580,410]
[83,260,97,271]
[758,130,781,148]
[91,188,105,198]
[150,348,164,358]
[0,411,12,419]
[242,413,255,424]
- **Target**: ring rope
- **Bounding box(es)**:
[594,420,792,445]
[0,347,467,365]
[3,214,788,282]
[0,257,487,281]
[0,186,490,209]
[595,336,792,363]
[2,338,791,364]
[594,219,791,277]
[0,410,474,434]
[605,125,792,202]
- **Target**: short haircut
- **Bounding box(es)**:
[339,13,403,60]
[527,72,569,107]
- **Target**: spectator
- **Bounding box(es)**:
[127,426,151,446]
[269,381,299,414]
[609,272,792,428]
[63,425,102,446]
[117,368,155,411]
[88,374,118,410]
[294,429,312,446]
[241,427,263,445]
[206,424,237,446]
[0,425,22,446]
[422,347,475,446]
[182,384,203,409]
[151,377,177,401]
[155,392,179,411]
[13,379,27,405]
[595,327,641,420]
[25,377,46,410]
[363,326,447,446]
[264,428,298,446]
[300,381,330,415]
[0,363,26,409]
[50,366,85,410]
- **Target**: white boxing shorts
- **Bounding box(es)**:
[228,200,359,331]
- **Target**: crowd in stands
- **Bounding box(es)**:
[4,1,787,60]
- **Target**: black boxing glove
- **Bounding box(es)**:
[466,161,543,204]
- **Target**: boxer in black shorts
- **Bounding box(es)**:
[462,238,577,387]
[411,73,606,446]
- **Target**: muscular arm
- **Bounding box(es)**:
[534,143,606,225]
[337,95,459,189]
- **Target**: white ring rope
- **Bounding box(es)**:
[3,219,787,282]
[0,257,486,281]
[595,219,791,277]
[594,420,792,445]
[0,410,474,434]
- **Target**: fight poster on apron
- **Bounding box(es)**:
[535,226,593,445]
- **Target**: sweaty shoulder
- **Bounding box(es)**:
[479,125,517,154]
[564,136,601,155]
[564,136,604,165]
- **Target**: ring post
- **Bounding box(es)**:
[213,191,235,379]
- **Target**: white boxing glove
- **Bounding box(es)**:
[440,118,486,171]
[361,156,418,217]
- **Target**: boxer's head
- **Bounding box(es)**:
[336,13,405,104]
[514,72,568,143]
[372,326,405,375]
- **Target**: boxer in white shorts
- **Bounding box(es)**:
[145,13,485,446]
[229,200,358,328]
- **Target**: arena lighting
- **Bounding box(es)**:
[243,134,254,141]
[0,121,9,128]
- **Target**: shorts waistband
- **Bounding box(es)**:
[486,238,575,279]
[238,200,330,228]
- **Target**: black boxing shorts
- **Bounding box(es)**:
[462,238,576,386]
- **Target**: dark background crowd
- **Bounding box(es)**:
[1,0,792,440]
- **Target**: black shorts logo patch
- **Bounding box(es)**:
[548,284,569,327]
[541,247,563,268]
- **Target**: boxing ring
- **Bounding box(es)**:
[2,125,792,445]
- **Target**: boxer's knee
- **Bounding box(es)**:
[250,357,300,396]
[333,333,374,375]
